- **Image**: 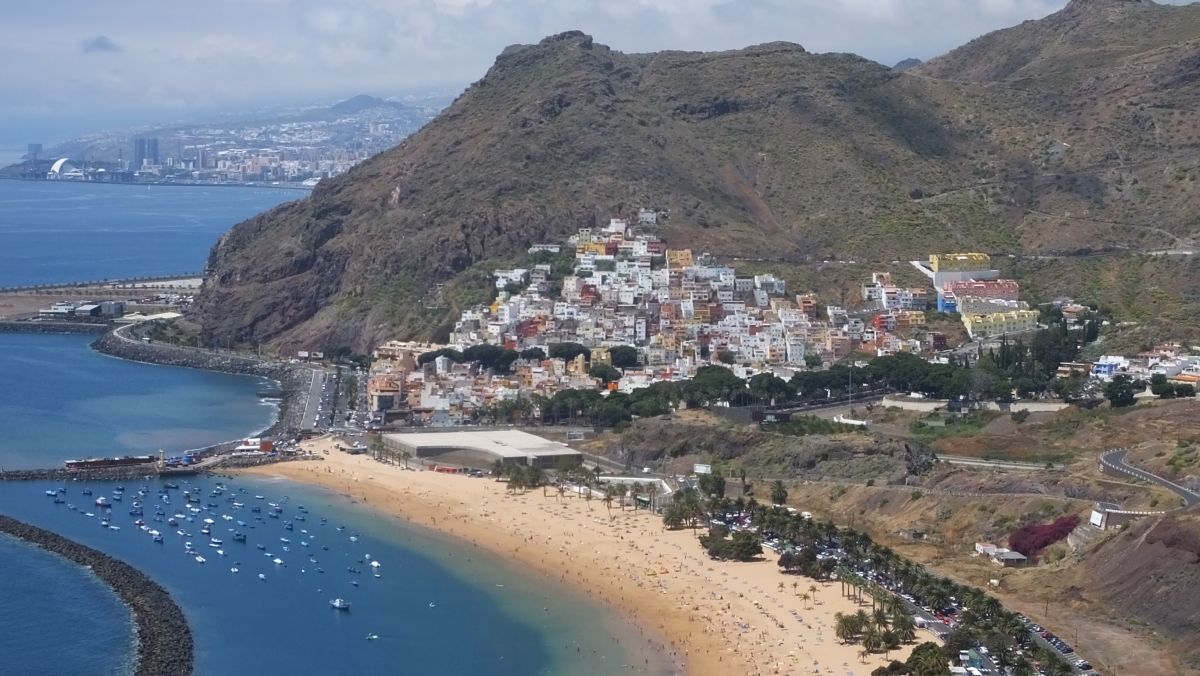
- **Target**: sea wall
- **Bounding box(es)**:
[92,324,311,438]
[0,515,193,676]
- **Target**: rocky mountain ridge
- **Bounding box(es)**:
[197,1,1200,353]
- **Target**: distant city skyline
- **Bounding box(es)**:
[3,0,1196,145]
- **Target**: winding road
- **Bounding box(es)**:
[1100,448,1199,508]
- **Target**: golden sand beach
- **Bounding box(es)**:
[239,438,919,676]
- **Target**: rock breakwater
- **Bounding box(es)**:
[0,515,193,676]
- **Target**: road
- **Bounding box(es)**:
[937,455,1063,471]
[1100,448,1199,508]
[300,368,326,432]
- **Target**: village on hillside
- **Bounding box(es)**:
[361,211,1199,426]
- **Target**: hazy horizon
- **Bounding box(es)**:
[3,0,1197,146]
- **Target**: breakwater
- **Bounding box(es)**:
[0,466,171,482]
[0,320,109,335]
[92,324,310,438]
[0,515,193,676]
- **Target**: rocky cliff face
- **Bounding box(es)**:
[197,2,1200,353]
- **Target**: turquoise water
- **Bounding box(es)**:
[0,180,303,287]
[0,332,276,470]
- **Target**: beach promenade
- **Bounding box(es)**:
[240,438,918,676]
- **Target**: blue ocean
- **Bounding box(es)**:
[0,183,668,676]
[0,180,305,287]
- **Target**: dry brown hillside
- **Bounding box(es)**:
[197,1,1200,352]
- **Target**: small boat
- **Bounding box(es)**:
[254,495,264,500]
[82,488,93,496]
[349,536,358,543]
[210,538,223,545]
[95,497,110,507]
[153,534,164,543]
[109,525,120,531]
[258,573,266,581]
[209,543,221,549]
[280,537,290,543]
[99,520,109,528]
[251,506,262,513]
[53,497,65,504]
[428,602,436,608]
[44,490,57,497]
[366,634,378,641]
[230,567,239,573]
[256,544,266,550]
[164,482,178,489]
[194,555,206,564]
[273,558,284,565]
[233,533,246,542]
[216,549,225,556]
[284,522,294,531]
[330,598,351,610]
[350,580,358,587]
[294,515,306,522]
[67,504,77,511]
[84,512,95,518]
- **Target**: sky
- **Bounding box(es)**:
[1,0,1194,146]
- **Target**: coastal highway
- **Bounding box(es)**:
[300,368,327,432]
[1101,448,1199,508]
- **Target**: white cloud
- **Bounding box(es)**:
[2,0,1196,142]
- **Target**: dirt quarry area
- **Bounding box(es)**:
[0,294,64,319]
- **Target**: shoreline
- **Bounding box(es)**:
[90,324,309,442]
[0,515,193,676]
[238,438,920,676]
[0,175,311,193]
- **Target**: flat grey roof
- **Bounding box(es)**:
[384,430,581,459]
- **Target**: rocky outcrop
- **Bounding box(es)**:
[0,515,193,676]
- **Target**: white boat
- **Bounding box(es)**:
[230,567,239,573]
[210,538,223,545]
[369,560,381,568]
[258,573,266,580]
[194,555,206,564]
[109,525,120,531]
[365,634,378,640]
[216,550,225,556]
[330,598,351,610]
[273,558,284,565]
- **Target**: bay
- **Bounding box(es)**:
[0,332,276,470]
[0,180,303,287]
[0,182,671,676]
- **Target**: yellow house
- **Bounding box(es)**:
[590,347,612,366]
[962,310,1039,339]
[929,253,991,272]
[665,249,694,269]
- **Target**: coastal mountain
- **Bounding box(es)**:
[197,1,1200,353]
[891,58,922,72]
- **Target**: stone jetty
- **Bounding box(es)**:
[0,515,194,676]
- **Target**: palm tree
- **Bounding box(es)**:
[854,610,871,635]
[602,485,616,517]
[800,592,810,610]
[862,625,884,654]
[809,583,819,604]
[873,607,890,632]
[858,649,870,664]
[891,611,917,643]
[834,613,855,644]
[644,482,658,512]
